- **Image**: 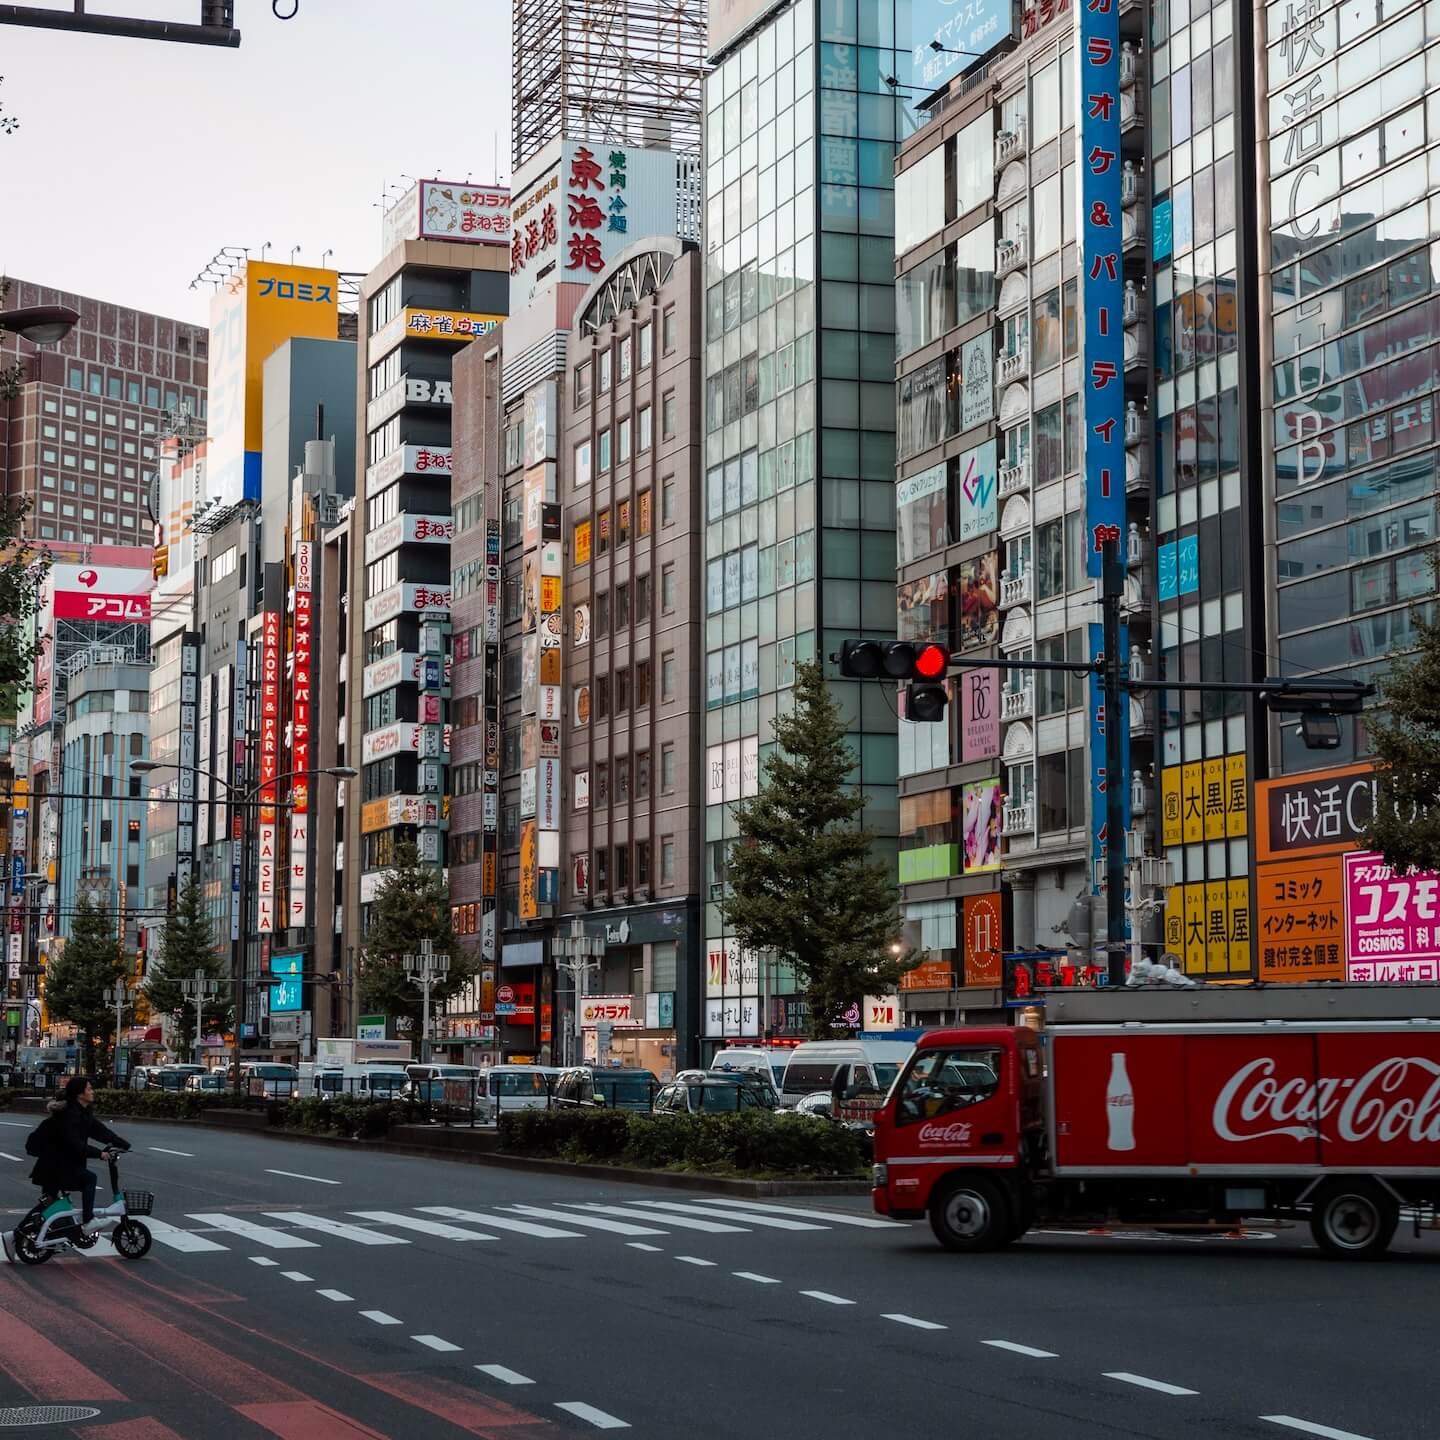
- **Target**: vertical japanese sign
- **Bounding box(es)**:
[289,541,314,929]
[231,636,247,944]
[961,669,999,762]
[177,633,201,892]
[1087,622,1131,896]
[257,610,281,935]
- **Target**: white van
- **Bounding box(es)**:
[481,1064,561,1120]
[296,1062,409,1101]
[404,1063,482,1103]
[778,1039,914,1107]
[711,1046,792,1094]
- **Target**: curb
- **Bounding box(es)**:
[17,1109,870,1197]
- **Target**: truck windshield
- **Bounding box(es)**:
[895,1048,1003,1125]
[784,1062,842,1094]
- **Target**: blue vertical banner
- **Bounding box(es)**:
[1081,0,1125,577]
[1088,622,1132,906]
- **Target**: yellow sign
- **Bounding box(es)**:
[519,820,538,920]
[1166,878,1253,977]
[1203,758,1226,840]
[1181,762,1203,843]
[244,264,340,453]
[1183,884,1205,974]
[402,307,500,342]
[540,576,562,613]
[1161,765,1181,848]
[1227,877,1251,972]
[574,520,592,565]
[1163,753,1248,846]
[1225,752,1248,837]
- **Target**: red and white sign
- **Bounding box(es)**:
[364,513,454,565]
[289,542,314,929]
[258,609,281,933]
[864,995,900,1032]
[51,563,152,622]
[580,995,642,1030]
[361,722,453,765]
[1344,851,1440,983]
[363,582,452,631]
[1050,1028,1440,1171]
[419,180,512,245]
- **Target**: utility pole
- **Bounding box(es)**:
[403,939,451,1065]
[104,982,129,1086]
[178,970,222,1066]
[553,919,605,1066]
[1101,537,1128,988]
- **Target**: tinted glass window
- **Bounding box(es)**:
[895,1048,1002,1126]
[784,1061,842,1093]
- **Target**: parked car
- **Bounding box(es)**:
[148,1064,206,1092]
[186,1071,228,1093]
[238,1063,298,1099]
[550,1066,659,1111]
[655,1072,780,1114]
[779,1040,913,1108]
[709,1045,792,1092]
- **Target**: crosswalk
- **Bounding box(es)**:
[57,1196,905,1261]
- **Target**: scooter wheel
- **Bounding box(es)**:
[112,1219,151,1260]
[13,1218,53,1266]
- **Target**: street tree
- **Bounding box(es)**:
[143,874,231,1058]
[44,889,125,1074]
[721,661,916,1038]
[1362,598,1440,871]
[358,844,473,1037]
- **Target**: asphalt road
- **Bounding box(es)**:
[0,1117,1436,1439]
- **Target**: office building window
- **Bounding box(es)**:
[661,837,675,885]
[661,743,675,790]
[661,652,677,701]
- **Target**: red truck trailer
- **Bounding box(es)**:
[871,986,1440,1259]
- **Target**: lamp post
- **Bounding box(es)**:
[177,970,222,1066]
[0,304,79,346]
[104,981,130,1086]
[403,938,451,1065]
[552,919,605,1067]
[131,760,356,1086]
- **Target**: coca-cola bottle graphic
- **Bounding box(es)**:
[1106,1052,1136,1152]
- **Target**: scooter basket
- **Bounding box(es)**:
[123,1190,154,1216]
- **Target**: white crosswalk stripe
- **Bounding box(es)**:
[347,1210,498,1241]
[187,1213,318,1249]
[702,1198,907,1228]
[264,1212,408,1246]
[634,1200,828,1231]
[565,1203,750,1233]
[418,1206,584,1239]
[502,1205,667,1236]
[146,1218,229,1253]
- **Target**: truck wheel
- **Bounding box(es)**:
[929,1176,1009,1253]
[1309,1179,1398,1260]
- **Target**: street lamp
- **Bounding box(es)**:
[177,970,223,1066]
[0,304,79,346]
[553,918,605,1066]
[104,982,130,1083]
[402,938,451,1065]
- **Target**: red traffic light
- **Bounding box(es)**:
[914,643,949,680]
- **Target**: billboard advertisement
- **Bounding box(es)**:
[961,668,999,762]
[962,779,1002,874]
[957,554,999,650]
[50,563,152,622]
[957,440,998,542]
[1344,852,1440,983]
[419,181,511,245]
[963,892,1003,986]
[910,0,1016,92]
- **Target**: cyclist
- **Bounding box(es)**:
[3,1076,131,1261]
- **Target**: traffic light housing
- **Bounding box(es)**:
[836,639,950,723]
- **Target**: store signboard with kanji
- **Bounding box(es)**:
[1344,852,1440,983]
[1255,857,1344,982]
[509,139,691,308]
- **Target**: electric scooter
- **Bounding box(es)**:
[9,1152,153,1264]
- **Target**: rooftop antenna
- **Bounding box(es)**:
[290,246,302,264]
[259,241,272,260]
[321,249,333,266]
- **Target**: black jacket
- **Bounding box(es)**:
[28,1099,129,1193]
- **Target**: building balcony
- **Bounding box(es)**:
[1125,445,1148,495]
[1120,41,1140,89]
[999,569,1031,609]
[1121,160,1141,208]
[1124,320,1149,370]
[1120,88,1141,132]
[1000,607,1033,650]
[1122,206,1146,251]
[1129,692,1152,737]
[1123,279,1143,326]
[999,492,1031,539]
[996,230,1028,279]
[1125,399,1146,448]
[996,342,1030,387]
[999,455,1030,498]
[1003,802,1034,836]
[995,120,1028,169]
[1002,683,1034,723]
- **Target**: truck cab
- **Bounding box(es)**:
[872,1026,1045,1243]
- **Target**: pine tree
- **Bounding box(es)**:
[358,844,473,1039]
[143,874,231,1060]
[44,889,125,1073]
[1361,600,1440,871]
[721,661,915,1038]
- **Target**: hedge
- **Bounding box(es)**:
[498,1108,868,1177]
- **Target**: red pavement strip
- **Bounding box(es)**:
[71,1425,187,1440]
[0,1304,127,1401]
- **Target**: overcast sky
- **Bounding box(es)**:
[0,0,512,325]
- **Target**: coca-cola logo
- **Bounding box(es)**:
[918,1120,974,1146]
[1212,1056,1440,1145]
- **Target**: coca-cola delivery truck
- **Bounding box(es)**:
[871,985,1440,1259]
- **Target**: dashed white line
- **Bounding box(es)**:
[0,1153,21,1162]
[279,1270,313,1283]
[675,1255,716,1267]
[264,1168,340,1185]
[883,1313,947,1331]
[733,1271,780,1284]
[982,1340,1058,1358]
[316,1289,353,1302]
[412,1334,462,1353]
[626,1242,663,1252]
[1261,1418,1375,1440]
[360,1310,402,1326]
[477,1364,534,1386]
[799,1290,855,1306]
[149,1146,194,1157]
[1104,1372,1199,1396]
[248,1256,279,1268]
[556,1400,631,1430]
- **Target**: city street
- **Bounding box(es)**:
[0,1122,1435,1439]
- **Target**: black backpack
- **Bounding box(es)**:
[24,1113,58,1158]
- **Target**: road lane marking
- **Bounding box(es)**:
[263,1213,407,1246]
[883,1313,947,1331]
[702,1198,907,1228]
[556,1401,631,1430]
[188,1214,318,1249]
[249,1256,280,1268]
[146,1220,227,1253]
[264,1169,340,1185]
[0,1153,21,1162]
[316,1289,353,1302]
[1104,1373,1199,1396]
[477,1364,534,1386]
[568,1203,748,1233]
[675,1255,716,1267]
[503,1205,667,1236]
[733,1271,780,1284]
[0,1120,31,1127]
[1261,1419,1375,1440]
[149,1147,194,1157]
[347,1210,497,1241]
[280,1271,313,1283]
[626,1242,663,1252]
[799,1290,855,1305]
[412,1335,462,1353]
[982,1341,1058,1358]
[635,1201,827,1231]
[419,1207,583,1239]
[360,1310,402,1326]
